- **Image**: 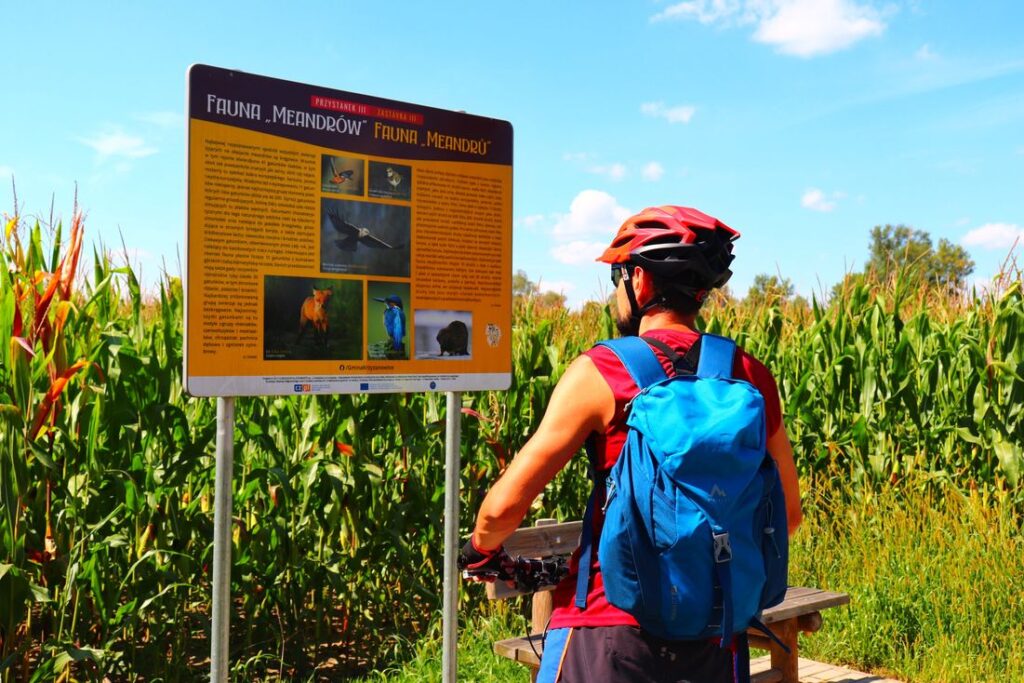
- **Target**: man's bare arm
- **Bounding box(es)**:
[472,355,613,550]
[767,423,802,535]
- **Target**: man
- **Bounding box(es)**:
[462,206,802,682]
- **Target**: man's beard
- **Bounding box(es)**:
[614,310,640,337]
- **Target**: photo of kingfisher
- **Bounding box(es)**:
[367,282,411,360]
[376,295,406,352]
[320,154,364,196]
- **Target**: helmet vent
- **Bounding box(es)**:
[634,220,669,231]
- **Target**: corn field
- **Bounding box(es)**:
[0,209,1021,680]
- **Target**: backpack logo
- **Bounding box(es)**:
[710,484,728,499]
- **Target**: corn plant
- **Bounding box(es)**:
[1,200,1021,680]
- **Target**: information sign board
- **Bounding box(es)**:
[185,65,513,396]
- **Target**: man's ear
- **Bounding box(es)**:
[631,266,655,305]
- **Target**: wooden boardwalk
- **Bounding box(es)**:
[752,655,903,682]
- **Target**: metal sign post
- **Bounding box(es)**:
[441,391,462,683]
[210,397,235,682]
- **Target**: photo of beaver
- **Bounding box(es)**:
[413,309,472,360]
[321,155,364,196]
[437,321,468,355]
[368,161,412,200]
[320,198,410,277]
[263,275,363,361]
[367,281,411,360]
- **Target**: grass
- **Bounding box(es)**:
[793,473,1024,682]
[361,473,1023,683]
[350,603,530,683]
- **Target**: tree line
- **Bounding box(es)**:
[514,224,978,309]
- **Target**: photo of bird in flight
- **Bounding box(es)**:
[327,210,402,251]
[330,158,354,185]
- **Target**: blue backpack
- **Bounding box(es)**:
[575,333,788,644]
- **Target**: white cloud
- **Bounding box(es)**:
[520,214,546,228]
[651,0,747,24]
[642,162,665,181]
[961,223,1024,250]
[81,129,157,160]
[755,0,886,57]
[564,152,627,180]
[641,101,696,124]
[587,162,627,181]
[915,43,938,61]
[562,151,593,163]
[801,187,838,212]
[536,280,576,295]
[550,240,609,265]
[551,190,632,239]
[135,111,184,128]
[653,0,887,57]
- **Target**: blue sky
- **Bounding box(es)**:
[3,1,1022,308]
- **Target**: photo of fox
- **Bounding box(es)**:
[263,275,362,361]
[297,287,333,347]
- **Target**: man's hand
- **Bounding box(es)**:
[458,538,512,583]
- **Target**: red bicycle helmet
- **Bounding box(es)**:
[597,205,740,292]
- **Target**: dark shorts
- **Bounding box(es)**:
[537,626,736,683]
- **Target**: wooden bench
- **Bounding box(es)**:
[487,520,849,683]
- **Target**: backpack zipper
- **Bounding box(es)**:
[601,479,616,513]
[764,501,782,559]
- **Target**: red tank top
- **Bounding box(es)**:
[548,328,783,630]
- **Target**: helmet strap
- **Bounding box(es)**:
[610,268,637,336]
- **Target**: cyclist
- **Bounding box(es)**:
[461,206,801,682]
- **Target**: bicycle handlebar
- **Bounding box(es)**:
[461,551,569,592]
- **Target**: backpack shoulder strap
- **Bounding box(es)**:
[595,336,667,389]
[643,335,701,376]
[696,333,737,379]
